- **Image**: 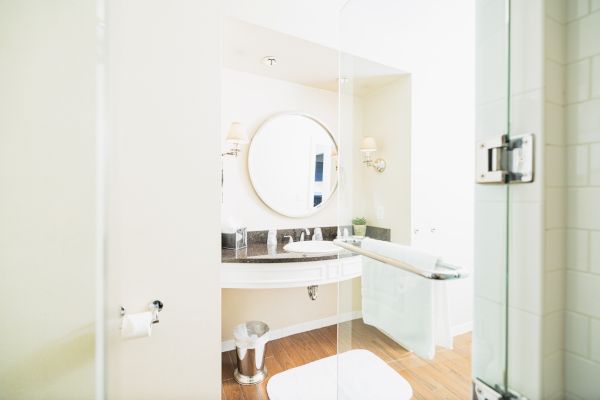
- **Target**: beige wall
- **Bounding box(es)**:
[0,1,97,399]
[352,77,412,244]
[105,1,222,399]
[221,68,338,231]
[222,279,361,342]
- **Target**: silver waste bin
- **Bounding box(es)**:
[233,321,270,385]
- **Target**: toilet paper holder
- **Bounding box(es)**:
[120,299,164,324]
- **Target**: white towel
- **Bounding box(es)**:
[361,238,452,360]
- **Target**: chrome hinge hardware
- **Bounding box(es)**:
[473,379,523,400]
[476,134,534,184]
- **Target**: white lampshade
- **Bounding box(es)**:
[226,122,248,144]
[360,136,377,153]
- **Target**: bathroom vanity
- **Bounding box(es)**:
[220,227,363,289]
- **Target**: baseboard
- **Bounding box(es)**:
[451,321,473,337]
[221,311,362,352]
[222,314,472,352]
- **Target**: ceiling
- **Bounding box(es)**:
[222,18,407,97]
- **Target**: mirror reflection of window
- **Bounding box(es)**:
[313,193,323,207]
[314,153,324,182]
[248,113,337,217]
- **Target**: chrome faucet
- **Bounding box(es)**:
[300,228,311,241]
[283,235,294,244]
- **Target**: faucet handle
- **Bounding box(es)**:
[314,227,323,241]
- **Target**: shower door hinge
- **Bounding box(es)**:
[476,133,534,184]
[473,379,520,400]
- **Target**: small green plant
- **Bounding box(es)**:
[352,217,367,225]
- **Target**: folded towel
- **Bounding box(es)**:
[361,238,452,360]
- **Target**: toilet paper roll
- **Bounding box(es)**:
[121,311,153,339]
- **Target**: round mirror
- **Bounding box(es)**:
[248,113,338,217]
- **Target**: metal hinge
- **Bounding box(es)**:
[476,134,534,184]
[473,379,530,400]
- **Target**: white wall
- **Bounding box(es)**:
[0,1,97,399]
[221,68,338,230]
[106,1,222,399]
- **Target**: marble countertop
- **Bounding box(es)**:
[221,242,356,263]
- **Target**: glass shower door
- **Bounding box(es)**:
[336,0,511,398]
[0,1,104,399]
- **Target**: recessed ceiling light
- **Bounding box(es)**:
[262,56,277,66]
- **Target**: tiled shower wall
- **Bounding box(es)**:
[562,1,600,398]
[477,1,598,398]
[544,0,600,398]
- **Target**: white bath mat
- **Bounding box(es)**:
[266,349,413,400]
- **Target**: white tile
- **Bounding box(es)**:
[567,12,600,62]
[546,60,565,104]
[566,60,590,103]
[546,187,566,229]
[474,201,507,303]
[546,18,566,63]
[476,99,506,141]
[545,102,565,146]
[567,0,590,21]
[546,0,566,23]
[593,0,600,12]
[546,229,566,271]
[545,269,565,313]
[565,311,590,355]
[590,231,600,274]
[566,99,600,144]
[567,229,589,271]
[592,56,600,98]
[546,145,566,187]
[477,31,508,105]
[543,352,564,399]
[511,0,544,94]
[591,318,600,362]
[567,145,589,186]
[508,308,542,399]
[543,311,564,356]
[567,188,600,230]
[510,90,544,202]
[565,353,600,399]
[566,271,600,318]
[473,296,505,383]
[590,143,600,185]
[510,202,543,314]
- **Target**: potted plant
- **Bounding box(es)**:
[352,217,367,237]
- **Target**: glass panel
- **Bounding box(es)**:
[337,0,510,397]
[0,1,103,399]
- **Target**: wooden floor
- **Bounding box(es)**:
[222,319,472,400]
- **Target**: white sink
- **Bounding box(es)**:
[283,240,341,255]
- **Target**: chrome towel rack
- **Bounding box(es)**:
[332,239,468,281]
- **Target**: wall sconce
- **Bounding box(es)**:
[222,122,248,157]
[360,136,386,173]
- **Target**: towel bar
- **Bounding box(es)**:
[332,239,468,281]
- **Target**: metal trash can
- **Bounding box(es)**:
[233,321,270,385]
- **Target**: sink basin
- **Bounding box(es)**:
[283,240,341,255]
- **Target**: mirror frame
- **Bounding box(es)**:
[247,112,339,218]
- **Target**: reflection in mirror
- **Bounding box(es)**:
[248,113,337,217]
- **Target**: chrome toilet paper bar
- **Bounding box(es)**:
[120,299,164,324]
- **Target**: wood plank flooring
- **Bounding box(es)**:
[222,319,472,400]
